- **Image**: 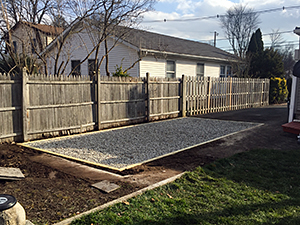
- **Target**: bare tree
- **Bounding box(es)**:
[220,5,260,59]
[279,43,295,78]
[42,0,155,76]
[270,29,284,50]
[0,0,67,74]
[0,0,154,75]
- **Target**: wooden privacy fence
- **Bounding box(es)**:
[0,70,269,143]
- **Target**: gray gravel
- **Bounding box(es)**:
[25,117,260,169]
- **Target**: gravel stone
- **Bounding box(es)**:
[25,117,260,169]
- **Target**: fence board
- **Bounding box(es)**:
[25,73,95,140]
[0,73,22,142]
[99,76,146,128]
[0,71,269,143]
[185,77,269,116]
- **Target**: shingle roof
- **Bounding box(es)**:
[14,21,64,35]
[42,18,236,62]
[122,28,236,61]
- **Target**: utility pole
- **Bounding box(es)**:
[213,31,219,47]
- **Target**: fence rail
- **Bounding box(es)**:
[185,76,269,115]
[0,70,269,143]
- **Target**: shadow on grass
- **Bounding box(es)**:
[204,149,300,198]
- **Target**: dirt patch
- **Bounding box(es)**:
[0,104,298,224]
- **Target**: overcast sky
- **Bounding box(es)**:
[139,0,300,53]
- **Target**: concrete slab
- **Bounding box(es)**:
[91,180,120,193]
[0,167,25,180]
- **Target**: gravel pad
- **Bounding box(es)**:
[24,118,260,170]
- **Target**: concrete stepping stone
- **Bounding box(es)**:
[0,167,25,180]
[91,180,120,193]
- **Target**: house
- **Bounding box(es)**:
[6,21,63,56]
[41,20,236,78]
[282,27,300,135]
[286,59,300,124]
[282,72,300,134]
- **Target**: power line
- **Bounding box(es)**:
[220,41,299,52]
[198,30,294,43]
[142,5,300,23]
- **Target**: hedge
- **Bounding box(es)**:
[269,77,288,104]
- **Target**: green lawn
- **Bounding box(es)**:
[72,148,300,225]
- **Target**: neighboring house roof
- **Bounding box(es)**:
[10,21,64,36]
[122,28,236,61]
[41,18,236,62]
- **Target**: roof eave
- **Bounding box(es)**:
[40,18,81,56]
[140,48,238,63]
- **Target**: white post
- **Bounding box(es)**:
[289,75,297,122]
[22,68,29,142]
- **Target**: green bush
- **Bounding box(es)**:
[112,63,130,77]
[269,77,288,104]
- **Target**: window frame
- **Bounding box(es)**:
[71,60,81,76]
[220,65,226,77]
[226,66,232,77]
[88,59,98,77]
[166,60,176,78]
[12,41,17,53]
[196,63,205,78]
[31,38,37,54]
[220,65,232,77]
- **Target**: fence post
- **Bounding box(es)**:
[22,68,28,142]
[261,79,265,106]
[267,79,270,105]
[181,75,186,117]
[97,73,101,130]
[229,77,232,111]
[207,77,211,112]
[146,72,150,122]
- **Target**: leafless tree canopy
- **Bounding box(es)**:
[0,0,155,75]
[220,5,260,59]
[270,29,284,49]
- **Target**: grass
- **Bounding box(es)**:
[71,149,300,225]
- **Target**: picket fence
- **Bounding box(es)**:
[0,70,269,142]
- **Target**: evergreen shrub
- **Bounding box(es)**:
[269,77,288,104]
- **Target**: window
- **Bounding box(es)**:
[12,41,17,53]
[31,38,37,54]
[220,65,226,77]
[71,60,81,76]
[196,63,204,78]
[88,59,98,77]
[166,60,175,78]
[226,66,232,77]
[220,65,232,77]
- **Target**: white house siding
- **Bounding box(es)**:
[139,56,228,78]
[99,40,139,77]
[46,29,139,76]
[11,25,37,56]
[204,63,221,78]
[45,26,231,78]
[176,60,196,77]
[139,56,166,77]
[11,24,51,56]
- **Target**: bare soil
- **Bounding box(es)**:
[0,104,298,224]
